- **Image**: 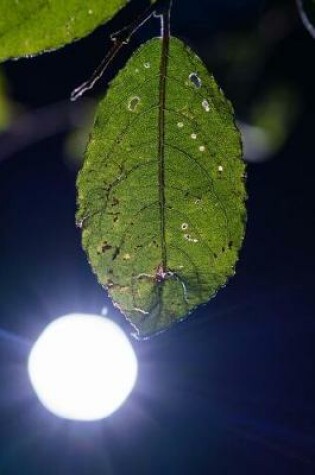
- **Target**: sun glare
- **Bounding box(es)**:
[28,313,138,421]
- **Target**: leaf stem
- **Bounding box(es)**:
[71,3,157,101]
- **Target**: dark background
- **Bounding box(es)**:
[1,0,315,473]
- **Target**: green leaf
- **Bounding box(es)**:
[77,37,246,338]
[0,0,128,61]
[297,0,315,38]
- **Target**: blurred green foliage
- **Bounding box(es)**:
[0,71,12,132]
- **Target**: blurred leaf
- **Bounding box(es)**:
[241,85,300,163]
[240,86,300,163]
[297,0,315,38]
[77,37,246,338]
[238,121,271,164]
[252,87,298,148]
[65,99,97,169]
[0,0,129,61]
[0,71,12,131]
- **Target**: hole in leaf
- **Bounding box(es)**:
[202,99,210,112]
[189,73,202,88]
[128,96,141,112]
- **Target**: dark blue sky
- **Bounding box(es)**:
[0,0,315,473]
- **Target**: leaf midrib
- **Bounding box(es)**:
[157,26,170,271]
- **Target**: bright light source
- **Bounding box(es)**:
[28,313,138,421]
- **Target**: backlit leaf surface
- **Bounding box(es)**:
[0,0,128,61]
[77,37,246,338]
